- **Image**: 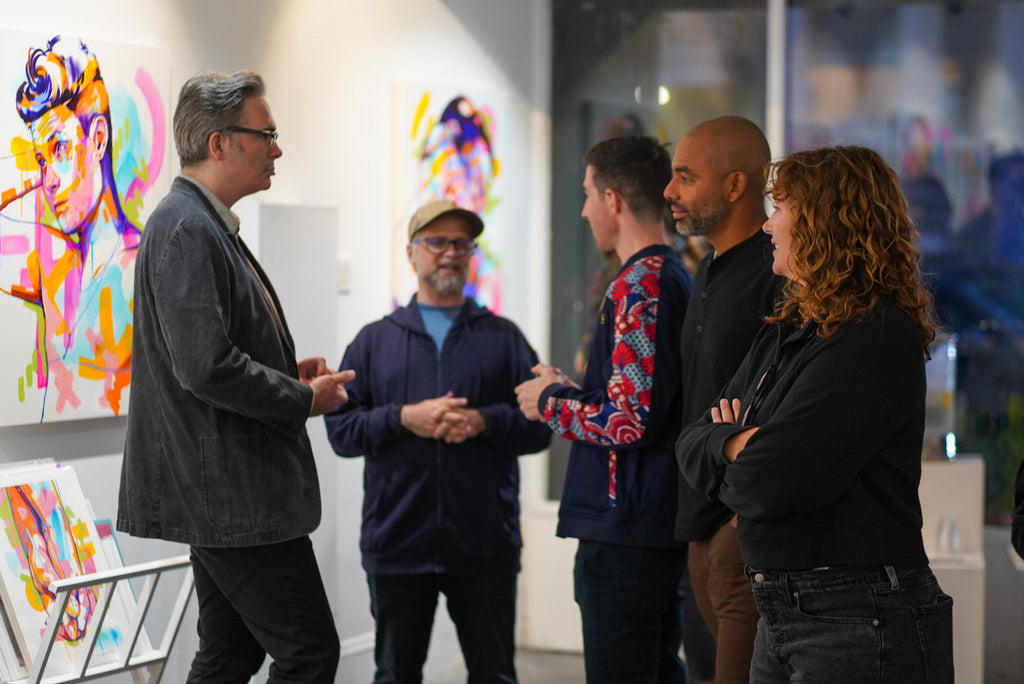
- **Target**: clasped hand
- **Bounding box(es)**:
[401,392,485,444]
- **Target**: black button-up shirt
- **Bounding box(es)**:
[675,230,783,541]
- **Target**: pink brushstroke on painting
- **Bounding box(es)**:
[124,67,165,226]
[0,235,28,256]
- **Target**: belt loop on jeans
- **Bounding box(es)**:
[884,565,898,590]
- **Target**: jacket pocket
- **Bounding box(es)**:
[200,433,288,529]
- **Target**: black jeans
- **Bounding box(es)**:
[574,540,687,684]
[187,537,339,683]
[366,573,518,684]
[748,565,953,684]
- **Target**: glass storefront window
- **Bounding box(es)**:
[786,1,1024,522]
[551,0,1024,520]
[550,1,767,499]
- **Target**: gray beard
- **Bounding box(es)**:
[427,270,467,297]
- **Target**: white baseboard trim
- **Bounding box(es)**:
[339,631,375,660]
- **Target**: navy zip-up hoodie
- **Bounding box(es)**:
[325,297,550,576]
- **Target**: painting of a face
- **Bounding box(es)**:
[0,31,169,426]
[392,85,507,314]
[30,104,101,236]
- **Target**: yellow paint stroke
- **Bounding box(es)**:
[105,337,131,414]
[98,192,117,230]
[19,281,46,392]
[78,287,131,414]
[40,251,77,338]
[9,136,38,172]
[412,91,431,141]
[25,577,44,611]
[79,286,115,381]
[112,115,130,161]
[431,148,451,178]
[69,520,96,562]
[123,157,151,224]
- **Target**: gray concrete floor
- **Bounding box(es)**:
[515,650,586,684]
[428,649,585,684]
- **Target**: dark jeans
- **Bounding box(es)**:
[574,540,688,684]
[748,565,953,684]
[367,573,518,684]
[187,537,339,684]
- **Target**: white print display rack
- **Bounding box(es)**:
[20,555,193,684]
[0,460,192,683]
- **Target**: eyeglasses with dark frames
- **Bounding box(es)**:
[411,236,477,256]
[226,125,279,148]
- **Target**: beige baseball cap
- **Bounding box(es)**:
[407,199,484,241]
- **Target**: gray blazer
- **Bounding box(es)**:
[118,177,319,547]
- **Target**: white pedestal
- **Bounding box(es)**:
[920,457,985,684]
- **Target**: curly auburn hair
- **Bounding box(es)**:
[764,145,937,356]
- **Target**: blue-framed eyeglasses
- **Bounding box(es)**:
[226,125,279,147]
[411,236,477,255]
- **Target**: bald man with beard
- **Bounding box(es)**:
[665,116,783,684]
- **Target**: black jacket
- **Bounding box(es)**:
[675,230,782,541]
[119,177,318,547]
[677,300,930,570]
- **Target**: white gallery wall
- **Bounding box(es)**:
[0,0,551,681]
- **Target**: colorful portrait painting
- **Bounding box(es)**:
[392,84,506,313]
[0,465,127,676]
[0,32,169,426]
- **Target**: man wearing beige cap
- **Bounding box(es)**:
[325,199,550,683]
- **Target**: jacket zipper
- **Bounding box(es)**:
[435,340,444,569]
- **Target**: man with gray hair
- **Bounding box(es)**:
[118,70,352,683]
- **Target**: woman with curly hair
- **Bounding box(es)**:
[676,145,953,683]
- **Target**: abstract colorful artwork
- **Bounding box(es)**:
[391,83,507,313]
[0,32,169,425]
[0,465,128,676]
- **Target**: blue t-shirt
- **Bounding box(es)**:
[418,303,461,351]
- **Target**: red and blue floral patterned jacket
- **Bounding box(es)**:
[540,244,692,548]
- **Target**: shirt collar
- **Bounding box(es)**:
[178,175,241,235]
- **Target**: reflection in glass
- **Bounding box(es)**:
[550,2,767,499]
[787,1,1024,522]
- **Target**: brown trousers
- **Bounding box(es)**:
[688,523,760,684]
